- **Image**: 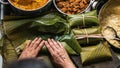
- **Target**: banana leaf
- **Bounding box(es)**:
[40,55,54,68]
[58,32,82,54]
[0,38,3,54]
[80,42,112,65]
[3,39,18,62]
[67,10,99,28]
[77,38,102,46]
[3,13,69,48]
[4,13,68,35]
[30,13,68,34]
[16,41,77,55]
[102,27,120,49]
[72,27,100,35]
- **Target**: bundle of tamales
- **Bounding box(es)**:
[67,10,102,45]
[67,10,112,64]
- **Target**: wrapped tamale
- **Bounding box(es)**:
[30,13,68,34]
[80,42,112,65]
[72,27,100,35]
[58,32,82,54]
[73,27,101,45]
[3,39,18,62]
[67,10,99,28]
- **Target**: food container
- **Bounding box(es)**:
[0,0,52,15]
[53,0,95,15]
[99,0,120,52]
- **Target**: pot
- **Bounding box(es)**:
[98,0,120,51]
[0,0,52,15]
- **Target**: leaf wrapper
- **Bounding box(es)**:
[3,39,18,62]
[67,10,99,28]
[80,42,112,65]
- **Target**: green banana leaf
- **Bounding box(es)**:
[72,27,100,35]
[67,10,99,28]
[77,38,102,46]
[16,41,77,55]
[81,42,112,65]
[3,39,18,62]
[58,32,82,54]
[30,13,68,34]
[40,55,54,68]
[4,13,68,35]
[0,38,3,54]
[3,13,68,48]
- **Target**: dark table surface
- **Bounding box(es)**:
[71,49,120,68]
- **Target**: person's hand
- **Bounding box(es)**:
[45,39,76,68]
[18,38,44,60]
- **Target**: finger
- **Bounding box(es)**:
[36,40,44,52]
[51,39,60,49]
[45,41,54,53]
[29,38,39,47]
[57,41,64,48]
[33,38,42,49]
[48,39,57,50]
[25,40,32,48]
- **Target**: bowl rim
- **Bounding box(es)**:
[8,0,52,11]
[53,0,94,15]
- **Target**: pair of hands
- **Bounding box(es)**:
[19,38,75,68]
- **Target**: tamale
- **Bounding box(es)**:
[59,32,82,54]
[3,39,18,62]
[67,10,99,28]
[81,42,112,65]
[73,27,101,45]
[30,13,68,34]
[72,27,100,35]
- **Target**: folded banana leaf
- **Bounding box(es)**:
[80,42,112,65]
[58,32,82,54]
[67,10,99,28]
[3,13,69,48]
[72,27,100,35]
[16,41,77,55]
[0,38,3,54]
[4,13,68,35]
[102,27,120,49]
[77,38,102,46]
[3,39,18,62]
[40,55,54,68]
[30,13,68,34]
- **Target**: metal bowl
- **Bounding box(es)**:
[53,0,95,15]
[99,0,120,50]
[0,0,52,15]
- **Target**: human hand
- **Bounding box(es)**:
[18,38,44,60]
[45,39,76,68]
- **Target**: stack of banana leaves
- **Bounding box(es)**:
[0,10,112,65]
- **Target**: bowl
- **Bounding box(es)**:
[53,0,95,15]
[0,0,52,15]
[99,0,120,51]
